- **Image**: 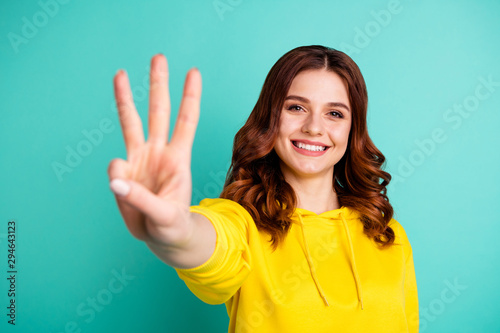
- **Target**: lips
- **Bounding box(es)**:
[290,140,330,156]
[292,140,330,152]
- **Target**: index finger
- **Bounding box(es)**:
[114,69,145,159]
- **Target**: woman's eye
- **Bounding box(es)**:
[329,111,343,118]
[287,105,303,112]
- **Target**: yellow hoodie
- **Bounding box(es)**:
[175,198,419,332]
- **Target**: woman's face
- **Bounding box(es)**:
[274,69,352,181]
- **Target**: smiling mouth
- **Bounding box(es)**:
[292,141,329,152]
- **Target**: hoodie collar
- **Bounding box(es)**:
[293,206,365,310]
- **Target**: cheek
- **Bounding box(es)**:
[277,125,287,137]
[276,129,288,148]
[274,127,290,154]
[329,127,351,145]
[278,115,302,137]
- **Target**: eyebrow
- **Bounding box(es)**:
[284,95,351,113]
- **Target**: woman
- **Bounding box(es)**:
[108,45,419,332]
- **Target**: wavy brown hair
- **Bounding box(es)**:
[220,45,395,249]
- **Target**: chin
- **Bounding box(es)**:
[290,162,333,177]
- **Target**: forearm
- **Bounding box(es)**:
[145,212,216,269]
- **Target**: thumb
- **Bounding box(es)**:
[109,178,174,225]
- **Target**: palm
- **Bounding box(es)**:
[108,54,201,246]
[129,142,191,202]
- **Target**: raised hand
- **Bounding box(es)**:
[108,54,214,268]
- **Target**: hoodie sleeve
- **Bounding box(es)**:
[174,198,254,305]
[395,222,419,332]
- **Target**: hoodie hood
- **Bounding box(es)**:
[293,206,365,310]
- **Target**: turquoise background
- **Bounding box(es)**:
[1,0,499,332]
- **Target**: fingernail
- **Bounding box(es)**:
[110,179,130,196]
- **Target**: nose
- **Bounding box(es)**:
[302,112,324,136]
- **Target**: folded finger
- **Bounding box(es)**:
[107,158,147,240]
[109,178,176,234]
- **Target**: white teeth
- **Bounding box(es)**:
[296,142,326,151]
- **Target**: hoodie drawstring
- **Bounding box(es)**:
[340,211,364,310]
[298,213,330,306]
[296,209,364,310]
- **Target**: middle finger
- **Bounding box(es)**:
[148,54,171,145]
